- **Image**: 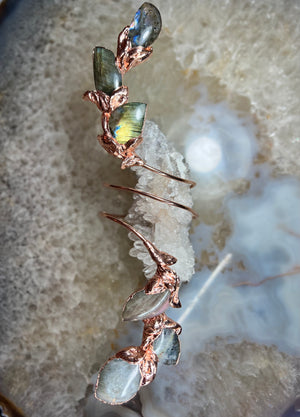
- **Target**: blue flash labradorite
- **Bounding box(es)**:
[109,102,147,145]
[93,47,122,95]
[128,2,162,48]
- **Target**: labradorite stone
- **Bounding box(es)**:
[153,328,180,365]
[93,47,122,95]
[109,102,147,144]
[123,289,170,321]
[128,2,162,48]
[95,358,141,404]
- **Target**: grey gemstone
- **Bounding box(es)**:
[153,328,180,365]
[93,47,122,95]
[128,3,162,47]
[95,358,142,405]
[122,289,170,321]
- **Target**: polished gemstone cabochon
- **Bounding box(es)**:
[93,47,122,95]
[95,358,142,405]
[153,328,180,365]
[128,2,162,48]
[109,102,147,144]
[122,289,170,321]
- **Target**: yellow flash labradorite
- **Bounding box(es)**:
[109,102,147,144]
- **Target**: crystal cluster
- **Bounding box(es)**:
[128,121,195,282]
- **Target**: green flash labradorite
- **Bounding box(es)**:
[93,47,122,95]
[128,3,162,47]
[109,102,147,144]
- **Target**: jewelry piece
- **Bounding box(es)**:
[94,214,182,405]
[83,2,196,405]
[101,213,182,313]
[95,312,181,405]
[83,2,195,188]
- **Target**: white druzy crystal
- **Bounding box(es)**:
[128,121,195,283]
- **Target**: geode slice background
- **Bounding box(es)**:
[1,1,300,417]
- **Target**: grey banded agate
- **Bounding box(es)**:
[128,2,162,48]
[93,47,122,95]
[122,289,170,321]
[153,328,180,365]
[95,358,141,405]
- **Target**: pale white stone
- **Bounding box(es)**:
[95,358,141,405]
[122,289,171,321]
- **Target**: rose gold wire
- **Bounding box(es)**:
[100,212,181,308]
[141,162,196,188]
[103,183,198,218]
[100,211,170,265]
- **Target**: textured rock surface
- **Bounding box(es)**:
[140,339,300,417]
[1,1,300,417]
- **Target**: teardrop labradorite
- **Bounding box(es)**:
[93,47,122,95]
[96,358,142,404]
[122,289,170,321]
[109,102,147,144]
[128,3,162,48]
[153,328,180,365]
